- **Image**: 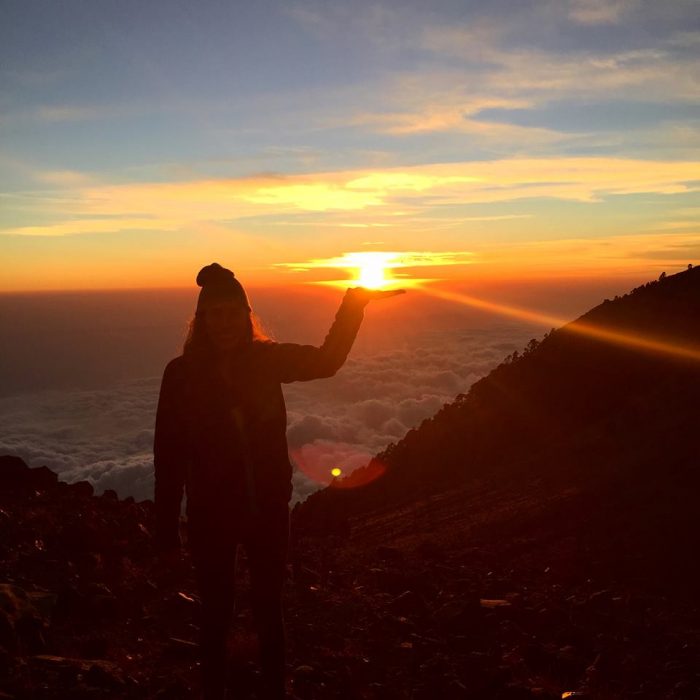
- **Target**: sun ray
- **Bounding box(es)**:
[417,283,700,364]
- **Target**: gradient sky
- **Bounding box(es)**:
[2,0,699,291]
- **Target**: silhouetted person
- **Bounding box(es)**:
[154,263,403,699]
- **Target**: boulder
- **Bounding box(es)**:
[63,481,94,499]
[28,466,58,492]
[0,457,30,492]
[0,583,46,654]
[29,655,124,689]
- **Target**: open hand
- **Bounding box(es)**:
[347,287,406,306]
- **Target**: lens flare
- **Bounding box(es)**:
[290,444,385,489]
[291,443,374,487]
[330,458,386,490]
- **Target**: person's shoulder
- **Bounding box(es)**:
[251,339,277,354]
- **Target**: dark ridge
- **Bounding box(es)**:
[294,266,700,581]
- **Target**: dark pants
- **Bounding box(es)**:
[188,504,289,700]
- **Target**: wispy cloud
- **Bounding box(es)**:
[35,170,95,187]
[319,31,699,142]
[474,231,700,272]
[34,105,113,123]
[5,218,181,237]
[651,206,700,231]
[291,2,699,125]
[568,0,639,26]
[418,30,699,104]
[349,101,565,142]
[3,157,699,237]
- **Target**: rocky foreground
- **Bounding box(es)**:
[1,455,698,699]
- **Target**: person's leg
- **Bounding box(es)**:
[243,505,289,700]
[189,519,238,700]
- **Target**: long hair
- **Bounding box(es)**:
[183,308,271,355]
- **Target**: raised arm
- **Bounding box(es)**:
[153,357,189,552]
[264,287,404,383]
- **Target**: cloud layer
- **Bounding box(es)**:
[5,157,699,239]
[0,324,534,504]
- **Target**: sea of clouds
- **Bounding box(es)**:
[0,327,533,504]
[0,287,553,503]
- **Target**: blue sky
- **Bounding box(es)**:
[1,0,699,290]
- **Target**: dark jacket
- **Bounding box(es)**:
[153,292,365,551]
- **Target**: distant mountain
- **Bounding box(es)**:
[294,267,700,582]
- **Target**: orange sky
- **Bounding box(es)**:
[2,2,699,292]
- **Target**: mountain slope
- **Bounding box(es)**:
[294,267,700,580]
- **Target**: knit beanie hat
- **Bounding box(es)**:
[195,263,250,311]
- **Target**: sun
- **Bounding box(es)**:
[356,256,391,289]
[345,252,396,290]
[276,250,464,289]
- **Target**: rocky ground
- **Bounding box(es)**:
[1,456,698,699]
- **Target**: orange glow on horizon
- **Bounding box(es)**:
[276,250,472,290]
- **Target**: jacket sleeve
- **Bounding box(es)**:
[153,358,188,552]
[266,290,367,383]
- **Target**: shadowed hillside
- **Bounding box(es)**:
[294,267,700,571]
[286,267,700,698]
